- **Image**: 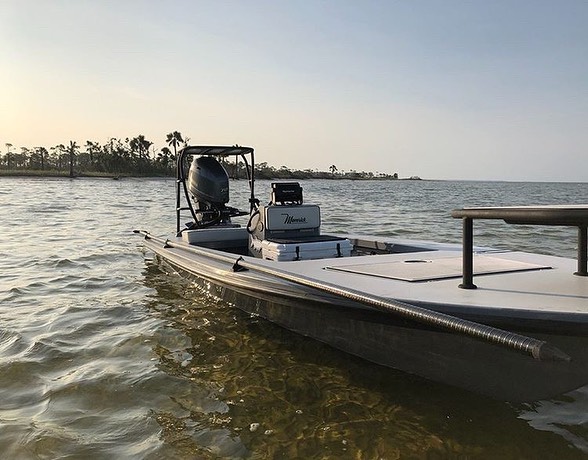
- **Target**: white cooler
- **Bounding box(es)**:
[250,237,353,261]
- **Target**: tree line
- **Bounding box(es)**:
[1,131,185,177]
[1,132,400,180]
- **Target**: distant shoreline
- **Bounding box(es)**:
[0,170,423,181]
[1,134,411,181]
[0,170,147,179]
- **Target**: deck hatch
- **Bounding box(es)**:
[325,256,551,282]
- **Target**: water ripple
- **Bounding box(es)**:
[0,177,587,458]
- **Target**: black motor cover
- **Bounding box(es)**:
[187,156,229,206]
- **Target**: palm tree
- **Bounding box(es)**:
[166,131,184,160]
[5,143,13,169]
[130,135,152,161]
[67,141,79,177]
[32,146,48,170]
[50,144,64,170]
[157,146,173,171]
[129,135,153,173]
[20,147,31,169]
[40,147,48,170]
[85,140,101,169]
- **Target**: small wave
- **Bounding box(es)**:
[30,203,71,213]
[46,257,91,270]
[0,329,26,357]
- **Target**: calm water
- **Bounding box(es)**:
[1,176,587,459]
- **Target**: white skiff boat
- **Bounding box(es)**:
[136,145,588,402]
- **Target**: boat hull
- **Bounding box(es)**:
[143,238,588,402]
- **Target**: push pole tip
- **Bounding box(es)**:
[533,343,571,362]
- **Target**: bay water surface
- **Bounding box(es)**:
[1,177,587,458]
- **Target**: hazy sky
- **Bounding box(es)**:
[2,1,587,181]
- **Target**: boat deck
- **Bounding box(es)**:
[152,233,588,327]
[289,249,587,320]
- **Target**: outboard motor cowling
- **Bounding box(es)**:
[186,156,238,227]
[188,156,229,207]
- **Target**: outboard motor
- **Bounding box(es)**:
[187,156,239,227]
